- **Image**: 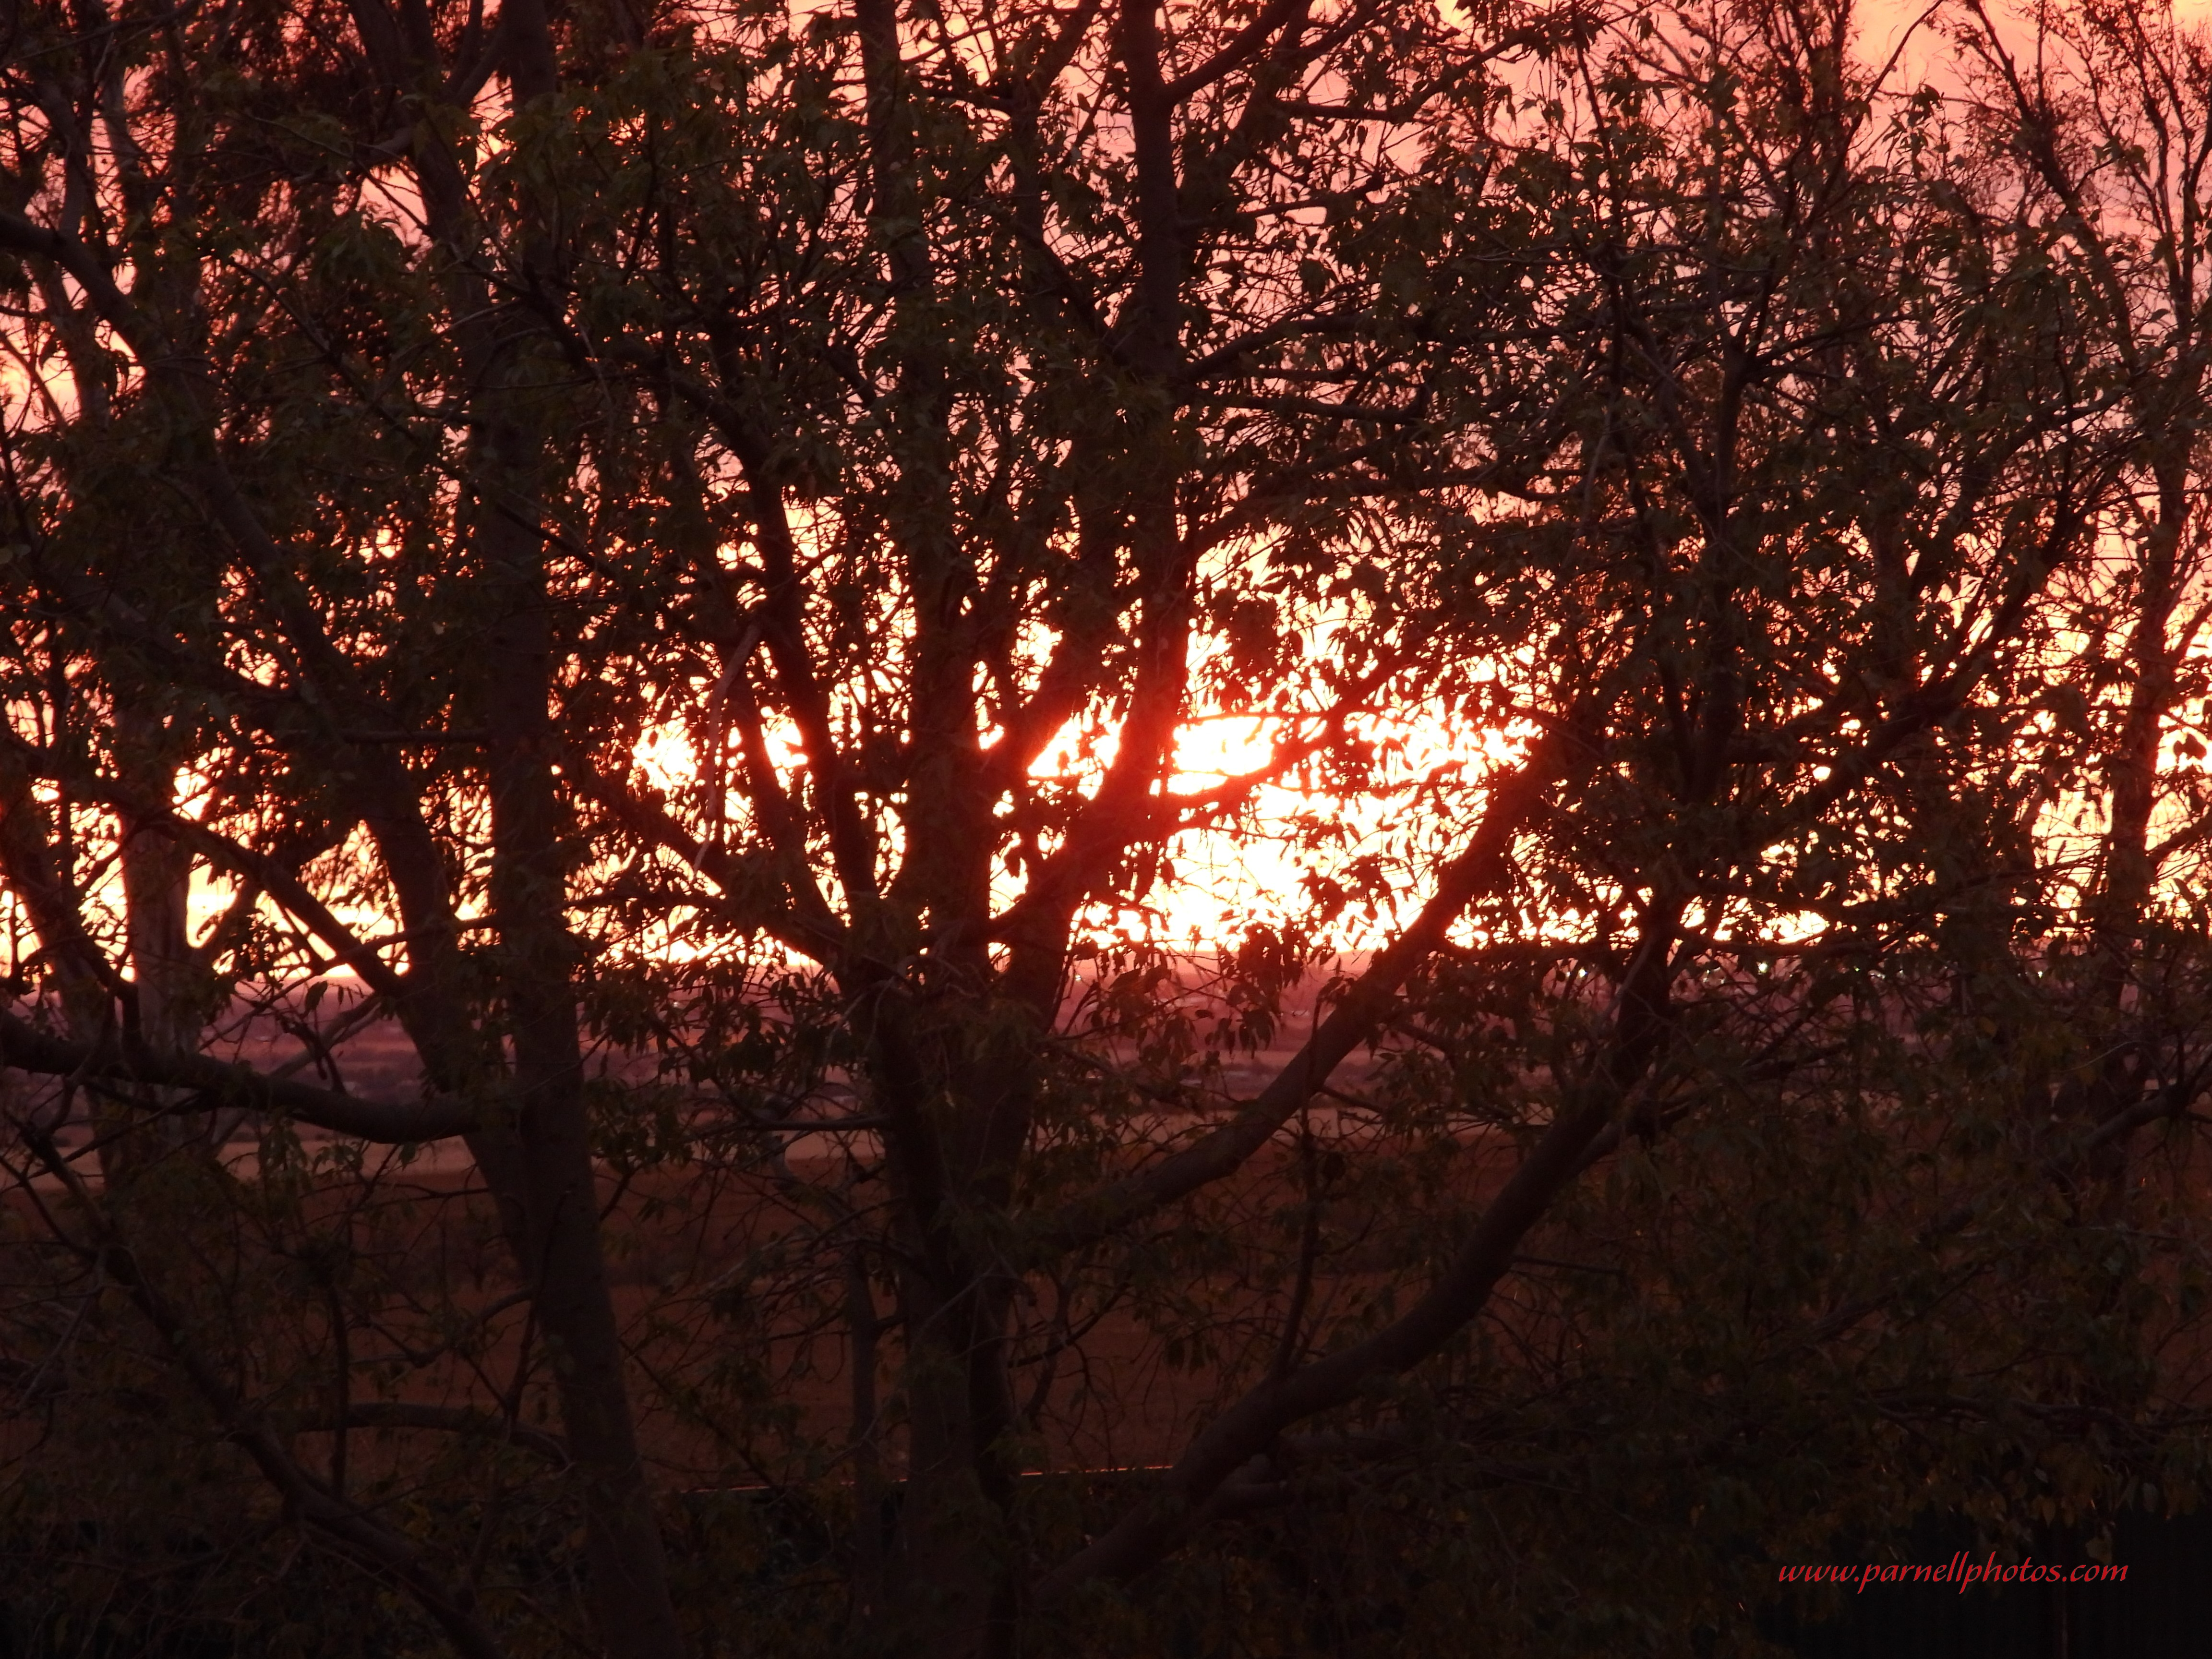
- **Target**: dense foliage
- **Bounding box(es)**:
[2,0,2212,1654]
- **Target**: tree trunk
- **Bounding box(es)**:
[478,442,685,1659]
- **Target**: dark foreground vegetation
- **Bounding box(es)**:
[6,0,2212,1653]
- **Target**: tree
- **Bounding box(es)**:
[0,0,2208,1656]
[1954,0,2212,1194]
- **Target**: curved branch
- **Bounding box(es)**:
[1033,909,1679,1604]
[1036,721,1586,1251]
[0,1008,476,1142]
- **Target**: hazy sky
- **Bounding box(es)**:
[1856,0,2212,93]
